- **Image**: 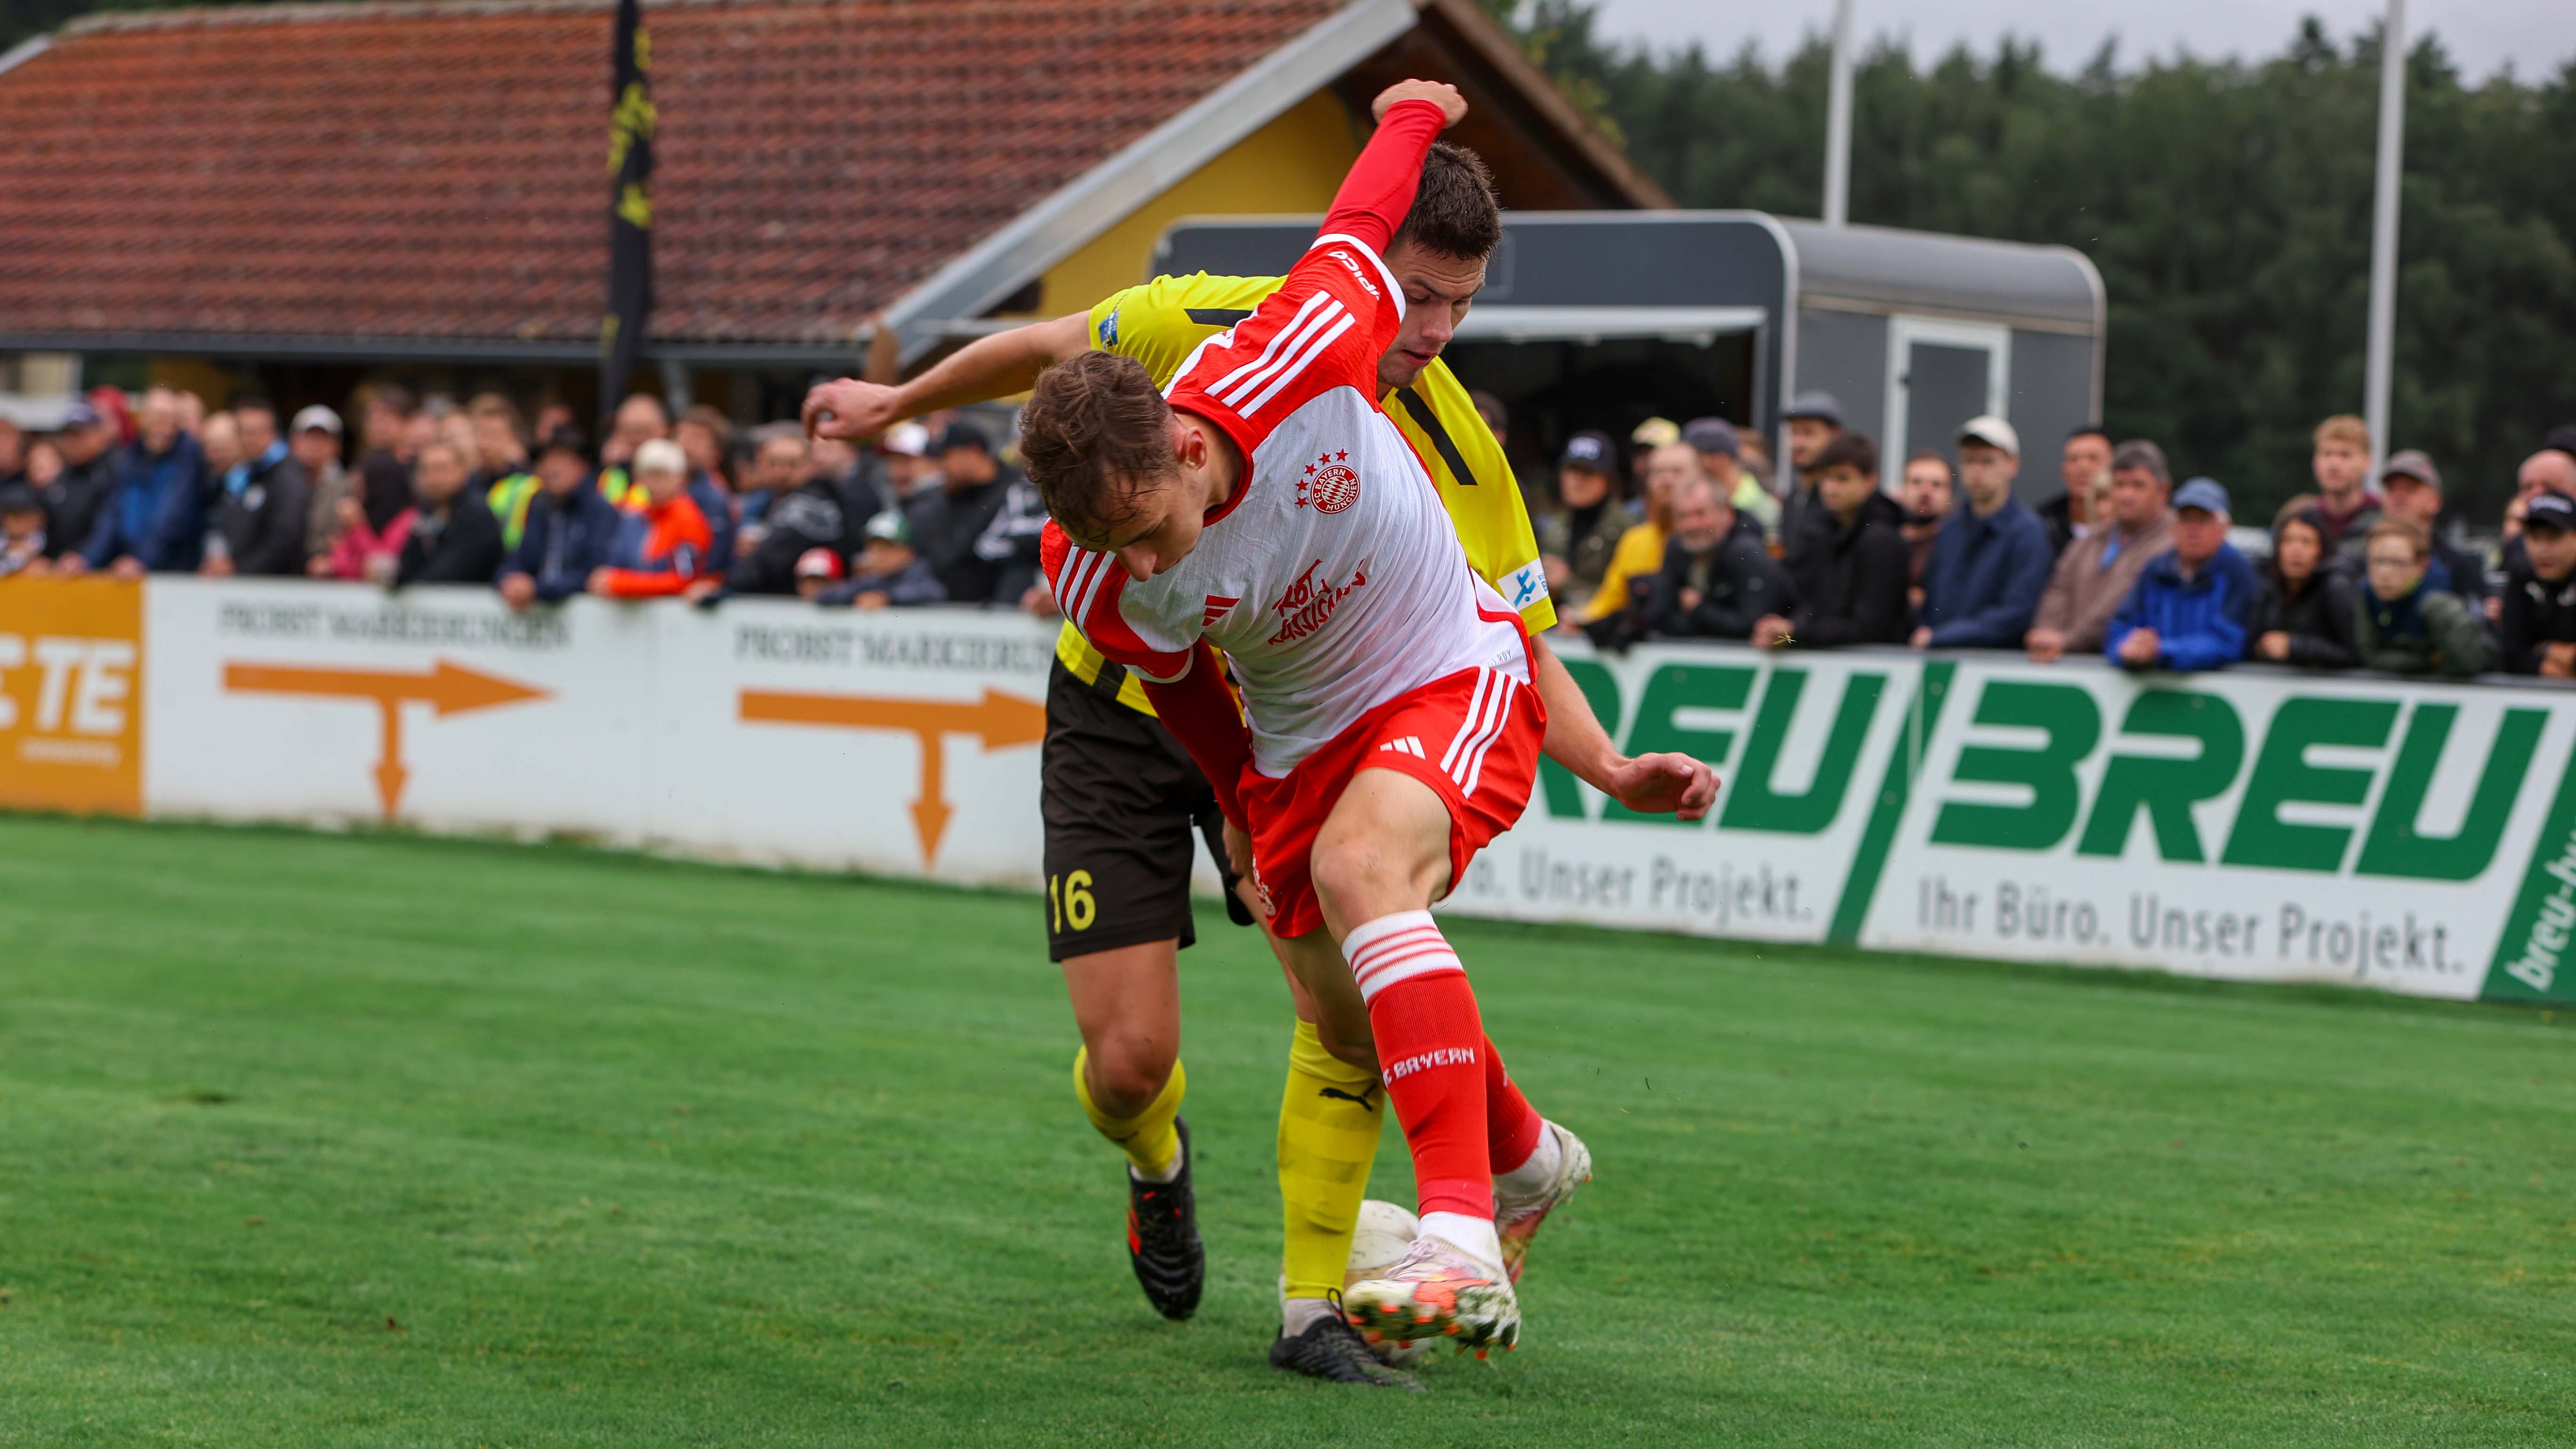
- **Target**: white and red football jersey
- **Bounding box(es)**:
[1044,231,1530,779]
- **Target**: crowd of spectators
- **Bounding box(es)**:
[1527,388,2576,682]
[0,383,1045,619]
[7,378,2576,686]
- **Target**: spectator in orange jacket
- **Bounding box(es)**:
[587,439,715,599]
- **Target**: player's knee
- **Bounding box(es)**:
[1087,1039,1175,1117]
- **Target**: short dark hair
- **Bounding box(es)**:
[370,384,417,419]
[679,404,733,451]
[1389,143,1501,262]
[2111,438,2170,483]
[232,396,278,427]
[2067,424,2111,445]
[1018,352,1178,537]
[1811,431,1879,478]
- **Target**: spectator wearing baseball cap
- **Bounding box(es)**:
[2497,491,2576,677]
[34,400,117,563]
[1684,417,1778,534]
[1776,390,1844,557]
[61,385,205,577]
[818,509,949,610]
[1913,415,2053,650]
[2105,478,2261,672]
[288,404,355,571]
[2355,515,2493,677]
[0,481,49,577]
[2026,437,2174,663]
[2375,450,2483,611]
[792,545,845,601]
[1536,430,1631,597]
[496,426,625,611]
[904,418,1018,604]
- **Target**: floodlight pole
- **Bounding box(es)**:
[2364,0,2407,472]
[1823,0,1854,227]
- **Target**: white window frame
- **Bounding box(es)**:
[1884,314,2012,469]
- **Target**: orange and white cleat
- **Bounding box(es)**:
[1496,1119,1591,1284]
[1343,1234,1519,1352]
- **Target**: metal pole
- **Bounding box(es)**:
[2363,0,2406,471]
[1823,0,1854,227]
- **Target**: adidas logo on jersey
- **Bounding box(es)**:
[1378,736,1426,758]
[1201,594,1240,627]
[1324,249,1380,298]
[1266,557,1369,645]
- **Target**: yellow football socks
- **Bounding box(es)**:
[1277,1019,1388,1302]
[1072,1047,1184,1180]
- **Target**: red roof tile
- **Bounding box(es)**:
[0,0,1350,351]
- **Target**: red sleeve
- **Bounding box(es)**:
[1161,101,1442,448]
[1139,642,1253,830]
[598,498,714,596]
[1040,522,1193,677]
[1322,97,1446,254]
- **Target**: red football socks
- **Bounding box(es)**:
[1345,910,1492,1221]
[1483,1035,1544,1177]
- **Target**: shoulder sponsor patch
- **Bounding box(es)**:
[1503,557,1550,611]
[1097,306,1119,347]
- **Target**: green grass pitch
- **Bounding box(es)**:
[2,814,2571,1446]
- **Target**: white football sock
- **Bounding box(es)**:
[1281,1296,1341,1335]
[1419,1210,1504,1273]
[1495,1120,1563,1204]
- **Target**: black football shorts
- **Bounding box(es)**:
[1040,657,1250,963]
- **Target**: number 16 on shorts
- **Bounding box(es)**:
[1049,871,1096,934]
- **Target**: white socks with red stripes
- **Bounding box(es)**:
[1344,909,1464,1005]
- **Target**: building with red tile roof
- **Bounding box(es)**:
[0,0,1657,419]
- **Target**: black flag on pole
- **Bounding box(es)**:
[599,0,654,435]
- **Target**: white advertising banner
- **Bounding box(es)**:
[5,577,2568,1007]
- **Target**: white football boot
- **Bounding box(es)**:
[1343,1234,1520,1356]
[1496,1119,1592,1284]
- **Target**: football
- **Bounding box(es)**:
[1345,1199,1431,1367]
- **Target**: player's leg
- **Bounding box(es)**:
[1259,949,1418,1388]
[1041,659,1206,1319]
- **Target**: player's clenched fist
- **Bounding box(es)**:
[801,377,904,441]
[1370,79,1467,129]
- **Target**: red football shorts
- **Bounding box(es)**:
[1240,662,1547,938]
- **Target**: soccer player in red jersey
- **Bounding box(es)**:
[1022,80,1715,1353]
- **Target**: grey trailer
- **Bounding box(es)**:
[1152,212,2104,501]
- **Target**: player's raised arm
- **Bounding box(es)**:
[1325,81,1465,254]
[804,311,1093,441]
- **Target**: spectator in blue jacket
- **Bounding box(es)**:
[1911,415,2055,648]
[2106,478,2261,672]
[497,427,624,611]
[61,387,204,577]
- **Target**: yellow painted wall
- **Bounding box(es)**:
[1012,91,1360,320]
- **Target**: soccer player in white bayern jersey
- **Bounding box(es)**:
[1020,80,1718,1355]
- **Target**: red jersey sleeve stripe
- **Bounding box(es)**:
[1201,291,1333,400]
[1238,310,1358,417]
[1211,298,1346,409]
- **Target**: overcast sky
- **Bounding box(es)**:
[1589,0,2575,80]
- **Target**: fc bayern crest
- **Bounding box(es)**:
[1300,451,1361,514]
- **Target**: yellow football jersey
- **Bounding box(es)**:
[1057,271,1552,714]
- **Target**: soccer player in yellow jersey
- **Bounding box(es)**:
[806,141,1715,1388]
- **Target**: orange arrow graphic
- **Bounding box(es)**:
[739,686,1046,866]
[224,658,551,819]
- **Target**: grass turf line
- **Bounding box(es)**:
[1,814,2570,1447]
